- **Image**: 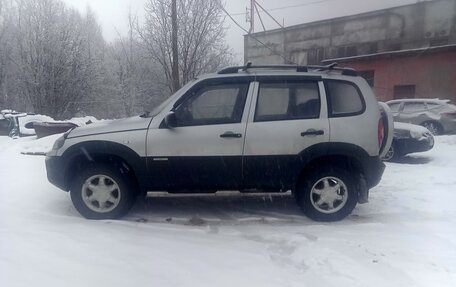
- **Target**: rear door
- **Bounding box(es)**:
[399,102,427,124]
[242,76,329,190]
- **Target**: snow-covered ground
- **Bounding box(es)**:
[1,135,455,287]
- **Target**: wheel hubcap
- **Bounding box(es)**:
[383,145,394,161]
[81,175,121,213]
[310,176,348,214]
[424,123,438,135]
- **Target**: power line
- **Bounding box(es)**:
[219,4,295,64]
[231,0,335,16]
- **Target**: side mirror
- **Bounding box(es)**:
[164,112,177,129]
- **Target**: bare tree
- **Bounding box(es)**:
[109,11,168,117]
[138,0,233,93]
[0,0,17,109]
[0,0,235,119]
[11,0,106,119]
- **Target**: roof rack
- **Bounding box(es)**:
[217,62,358,76]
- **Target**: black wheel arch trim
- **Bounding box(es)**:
[60,140,148,193]
[296,142,384,189]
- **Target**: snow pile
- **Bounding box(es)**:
[394,121,429,134]
[18,115,99,136]
[17,114,55,135]
[0,109,100,136]
[18,133,63,154]
[0,136,456,287]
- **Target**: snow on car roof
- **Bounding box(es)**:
[386,98,450,104]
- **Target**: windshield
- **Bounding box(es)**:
[148,79,197,117]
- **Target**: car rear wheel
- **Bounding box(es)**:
[295,166,358,222]
[70,164,136,219]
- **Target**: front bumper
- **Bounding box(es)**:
[396,135,434,155]
[45,155,68,191]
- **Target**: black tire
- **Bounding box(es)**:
[70,164,136,219]
[422,121,443,136]
[295,166,358,222]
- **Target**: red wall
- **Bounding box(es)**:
[341,51,456,102]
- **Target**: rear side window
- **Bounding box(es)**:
[402,102,426,113]
[387,103,401,112]
[255,82,320,122]
[325,80,365,117]
[426,103,442,111]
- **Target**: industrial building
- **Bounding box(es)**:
[244,0,456,101]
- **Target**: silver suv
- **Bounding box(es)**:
[386,99,456,135]
[46,64,393,222]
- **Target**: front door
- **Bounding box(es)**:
[146,78,254,191]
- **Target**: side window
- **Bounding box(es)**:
[325,80,364,117]
[174,82,249,126]
[426,103,441,111]
[402,102,426,113]
[254,81,320,122]
[387,103,401,112]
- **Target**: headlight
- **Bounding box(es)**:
[52,136,65,150]
[410,129,423,140]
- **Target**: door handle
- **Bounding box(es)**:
[220,131,242,138]
[301,129,324,137]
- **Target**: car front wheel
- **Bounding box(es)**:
[382,142,403,162]
[70,164,136,219]
[295,166,358,222]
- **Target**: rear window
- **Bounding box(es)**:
[325,80,365,117]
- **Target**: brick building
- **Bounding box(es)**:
[244,0,456,102]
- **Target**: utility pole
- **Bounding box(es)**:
[171,0,180,92]
[248,0,255,33]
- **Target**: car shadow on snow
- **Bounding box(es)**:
[394,155,432,165]
[126,192,314,226]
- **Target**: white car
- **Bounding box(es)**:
[46,63,393,222]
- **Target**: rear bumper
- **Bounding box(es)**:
[45,155,68,191]
[363,156,385,189]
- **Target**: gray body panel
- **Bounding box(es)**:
[46,69,389,194]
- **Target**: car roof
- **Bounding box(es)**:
[195,63,363,83]
[197,69,360,82]
[386,98,450,105]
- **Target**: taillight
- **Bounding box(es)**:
[442,111,456,119]
[378,118,385,148]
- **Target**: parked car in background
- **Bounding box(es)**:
[382,122,434,162]
[0,111,11,136]
[386,99,456,135]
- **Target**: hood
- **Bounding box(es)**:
[67,116,152,139]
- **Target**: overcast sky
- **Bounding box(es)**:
[62,0,422,63]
